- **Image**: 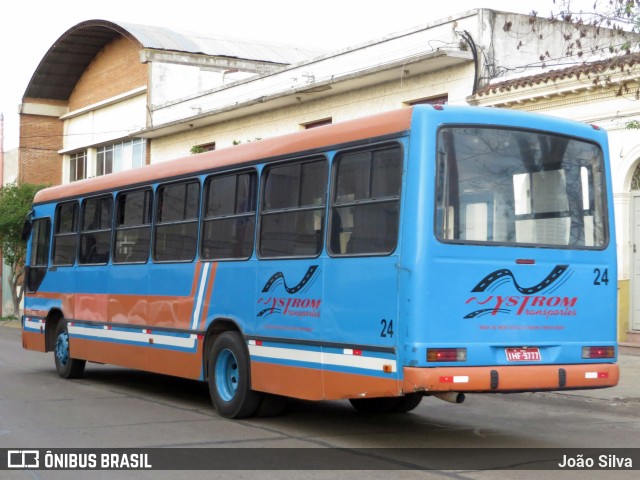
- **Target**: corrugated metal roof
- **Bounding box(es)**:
[117,22,319,64]
[23,19,323,101]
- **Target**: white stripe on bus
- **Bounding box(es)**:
[248,344,396,372]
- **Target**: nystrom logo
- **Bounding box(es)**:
[257,266,321,318]
[465,265,577,319]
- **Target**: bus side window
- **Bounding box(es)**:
[53,201,79,266]
[114,189,152,264]
[259,157,327,258]
[201,170,256,260]
[329,145,402,255]
[154,180,200,262]
[79,195,113,265]
[26,218,51,293]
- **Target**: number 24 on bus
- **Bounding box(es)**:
[21,105,619,418]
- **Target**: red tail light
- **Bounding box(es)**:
[427,348,467,362]
[582,346,615,359]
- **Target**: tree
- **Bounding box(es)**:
[0,182,46,317]
[528,1,640,61]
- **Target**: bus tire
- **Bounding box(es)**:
[54,321,86,379]
[394,393,422,413]
[349,394,422,414]
[256,394,288,418]
[208,331,262,418]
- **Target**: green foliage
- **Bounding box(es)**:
[190,145,205,154]
[0,182,47,314]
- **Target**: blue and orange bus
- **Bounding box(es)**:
[22,105,619,418]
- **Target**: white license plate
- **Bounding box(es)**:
[505,347,541,362]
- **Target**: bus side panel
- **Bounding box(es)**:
[205,260,257,333]
[321,257,401,399]
[22,319,46,352]
[64,262,206,378]
[249,257,401,400]
[250,260,325,399]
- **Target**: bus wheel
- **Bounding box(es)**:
[54,321,86,379]
[208,331,262,418]
[256,394,288,418]
[349,394,422,414]
[394,393,422,413]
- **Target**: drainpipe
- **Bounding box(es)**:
[460,30,479,95]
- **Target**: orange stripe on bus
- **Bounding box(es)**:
[402,363,620,393]
[250,361,401,400]
[71,337,204,380]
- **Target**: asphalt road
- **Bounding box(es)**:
[0,323,638,479]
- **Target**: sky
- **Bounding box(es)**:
[0,0,597,151]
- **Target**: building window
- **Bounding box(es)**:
[302,118,332,129]
[191,142,216,154]
[69,151,87,182]
[406,95,448,106]
[631,162,640,190]
[96,138,146,177]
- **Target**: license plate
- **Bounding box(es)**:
[505,347,541,362]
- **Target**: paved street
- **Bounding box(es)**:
[0,322,638,479]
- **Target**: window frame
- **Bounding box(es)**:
[26,217,52,293]
[52,201,79,266]
[258,156,328,259]
[113,187,153,264]
[328,142,404,257]
[433,125,609,250]
[153,178,201,263]
[78,194,114,265]
[200,168,257,261]
[69,151,87,183]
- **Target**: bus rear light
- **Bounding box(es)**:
[427,348,467,362]
[516,258,535,264]
[581,346,615,359]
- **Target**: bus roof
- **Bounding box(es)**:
[33,107,413,205]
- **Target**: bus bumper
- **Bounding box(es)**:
[402,363,619,393]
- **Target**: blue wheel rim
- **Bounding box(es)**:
[55,330,70,366]
[215,348,238,401]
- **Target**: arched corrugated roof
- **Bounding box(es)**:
[24,19,321,101]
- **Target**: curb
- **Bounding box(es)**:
[0,320,21,329]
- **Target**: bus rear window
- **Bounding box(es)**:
[435,127,607,248]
